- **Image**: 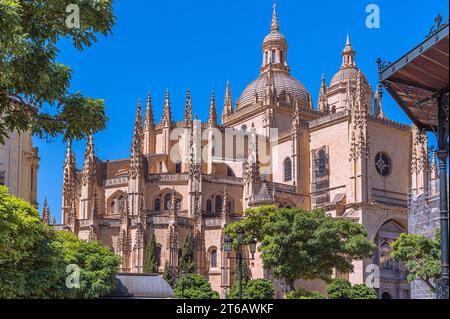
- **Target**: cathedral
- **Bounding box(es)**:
[52,4,438,299]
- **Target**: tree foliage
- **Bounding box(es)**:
[326,279,352,299]
[227,279,274,299]
[143,228,158,273]
[284,289,325,299]
[348,284,377,299]
[0,186,65,298]
[179,232,195,275]
[227,260,252,299]
[0,0,116,142]
[391,233,441,291]
[225,206,376,291]
[173,274,219,299]
[327,279,377,299]
[56,231,120,299]
[163,260,175,288]
[0,186,119,299]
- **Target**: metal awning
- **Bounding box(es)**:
[379,20,449,132]
[106,274,174,299]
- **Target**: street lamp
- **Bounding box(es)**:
[223,229,257,299]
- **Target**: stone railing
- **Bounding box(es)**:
[105,176,128,187]
[203,175,244,186]
[99,218,121,227]
[78,219,91,228]
[148,215,169,225]
[273,182,297,193]
[309,110,349,129]
[53,225,70,231]
[204,217,221,227]
[147,174,189,183]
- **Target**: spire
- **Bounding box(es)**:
[135,99,143,140]
[42,198,51,225]
[356,70,367,115]
[161,89,172,127]
[145,93,154,129]
[130,101,144,179]
[374,85,385,119]
[345,76,353,111]
[318,73,329,113]
[261,2,289,74]
[184,89,193,126]
[271,1,279,32]
[208,91,218,127]
[82,134,96,185]
[342,34,356,67]
[430,151,439,180]
[222,81,233,122]
[63,139,76,193]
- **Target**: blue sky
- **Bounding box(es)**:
[35,0,449,222]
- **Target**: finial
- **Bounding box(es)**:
[184,89,193,124]
[271,1,279,32]
[346,33,351,46]
[145,92,154,128]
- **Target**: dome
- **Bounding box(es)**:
[330,66,366,86]
[238,71,310,109]
[263,31,286,43]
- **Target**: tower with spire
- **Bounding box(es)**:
[144,93,156,155]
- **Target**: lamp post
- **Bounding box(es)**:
[223,230,257,299]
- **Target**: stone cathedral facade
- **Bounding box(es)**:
[53,5,437,299]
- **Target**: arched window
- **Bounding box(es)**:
[206,199,212,213]
[272,50,276,63]
[280,50,284,64]
[175,161,182,174]
[284,158,292,182]
[318,149,327,177]
[110,200,116,214]
[159,162,164,173]
[164,193,172,211]
[154,198,161,211]
[331,105,336,114]
[118,195,126,213]
[210,249,217,268]
[155,245,162,267]
[215,195,223,213]
[175,199,182,211]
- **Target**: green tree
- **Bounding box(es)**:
[0,186,66,298]
[348,284,377,299]
[227,260,252,299]
[284,289,325,299]
[327,279,377,299]
[327,279,352,299]
[56,231,120,299]
[163,260,175,288]
[228,279,274,299]
[225,206,376,292]
[173,274,219,299]
[391,233,441,292]
[143,228,158,273]
[0,0,116,143]
[0,186,119,299]
[179,232,195,275]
